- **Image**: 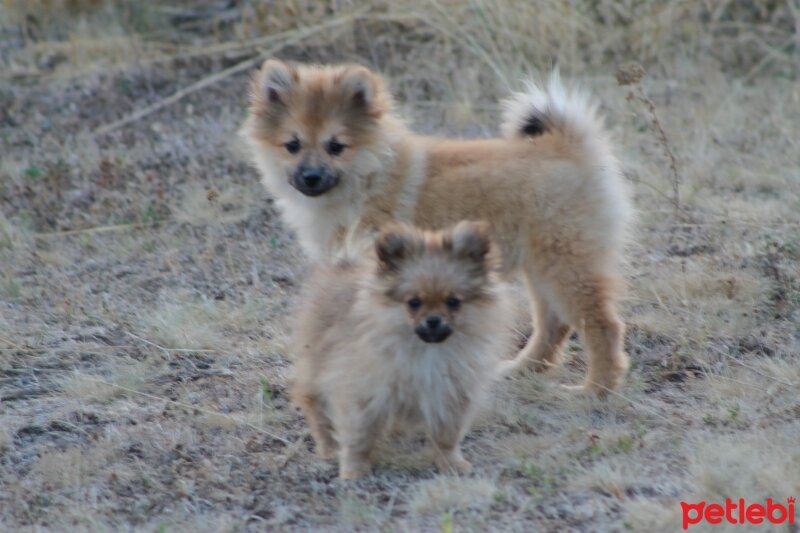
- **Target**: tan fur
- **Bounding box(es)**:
[290,222,512,479]
[243,61,633,393]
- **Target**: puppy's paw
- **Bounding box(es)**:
[529,358,560,373]
[560,383,591,395]
[434,454,472,474]
[339,451,372,479]
[498,355,559,378]
[561,381,613,398]
[448,457,473,474]
[339,466,371,480]
[497,358,521,377]
[581,359,629,396]
[316,447,336,461]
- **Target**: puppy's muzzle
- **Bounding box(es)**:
[414,315,453,343]
[291,166,339,197]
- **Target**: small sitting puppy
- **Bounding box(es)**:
[290,221,512,479]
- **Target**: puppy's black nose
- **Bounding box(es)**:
[302,172,322,189]
[425,315,442,329]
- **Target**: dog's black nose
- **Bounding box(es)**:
[302,172,322,189]
[291,166,339,197]
[425,315,442,329]
[415,317,452,343]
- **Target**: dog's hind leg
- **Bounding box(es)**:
[500,275,571,375]
[548,271,628,394]
[504,261,628,394]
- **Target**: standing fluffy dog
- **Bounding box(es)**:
[291,221,512,479]
[243,60,632,393]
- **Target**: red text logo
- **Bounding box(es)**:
[681,497,795,529]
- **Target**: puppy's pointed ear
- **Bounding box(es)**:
[340,66,386,116]
[256,59,294,105]
[375,224,419,273]
[448,221,493,265]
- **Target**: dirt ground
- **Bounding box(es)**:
[1,2,799,532]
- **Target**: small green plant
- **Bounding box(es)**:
[17,210,33,232]
[260,377,272,405]
[524,463,557,496]
[609,434,635,454]
[52,159,68,179]
[118,78,132,95]
[0,223,13,249]
[439,511,453,533]
[1,277,22,299]
[583,442,603,459]
[24,164,43,179]
[141,203,160,226]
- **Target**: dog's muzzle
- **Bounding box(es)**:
[291,166,339,197]
[414,315,453,343]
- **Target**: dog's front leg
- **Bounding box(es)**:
[429,421,472,474]
[336,409,383,479]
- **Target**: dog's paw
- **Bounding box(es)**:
[497,358,521,377]
[435,455,472,474]
[316,447,336,461]
[448,457,473,474]
[339,466,371,480]
[560,382,613,398]
[498,355,559,378]
[339,454,372,479]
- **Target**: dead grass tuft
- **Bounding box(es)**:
[60,364,149,402]
[143,296,266,352]
[409,476,499,516]
[690,431,800,500]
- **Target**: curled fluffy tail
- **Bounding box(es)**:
[501,72,608,156]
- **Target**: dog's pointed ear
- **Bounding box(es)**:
[340,66,385,115]
[256,59,294,105]
[448,221,493,265]
[375,223,419,273]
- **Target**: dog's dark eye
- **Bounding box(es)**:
[326,139,345,156]
[445,297,461,310]
[407,297,422,310]
[285,138,301,154]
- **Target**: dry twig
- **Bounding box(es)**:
[617,62,684,219]
[94,9,369,135]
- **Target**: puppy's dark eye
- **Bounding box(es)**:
[445,297,461,310]
[326,139,345,156]
[285,138,301,154]
[407,297,422,310]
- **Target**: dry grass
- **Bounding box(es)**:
[409,476,499,516]
[1,0,799,531]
